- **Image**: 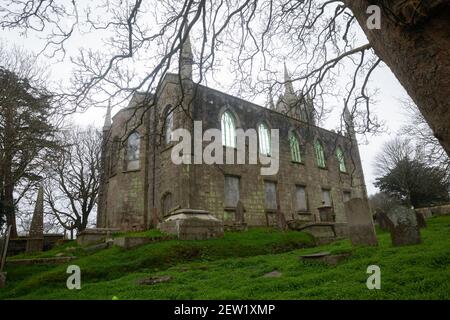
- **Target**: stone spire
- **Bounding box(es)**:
[29,185,44,238]
[283,61,295,95]
[180,32,193,81]
[103,103,112,132]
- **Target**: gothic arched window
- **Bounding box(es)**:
[336,147,346,173]
[221,111,237,148]
[315,140,326,168]
[258,122,271,156]
[289,134,301,162]
[164,107,174,144]
[126,132,140,170]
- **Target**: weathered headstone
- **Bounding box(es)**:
[235,200,246,225]
[300,251,351,266]
[318,206,334,222]
[137,275,172,285]
[263,270,282,278]
[375,210,391,231]
[415,211,427,229]
[158,209,224,240]
[26,186,44,253]
[387,205,421,246]
[344,198,378,246]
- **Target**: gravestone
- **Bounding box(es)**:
[300,251,351,266]
[375,210,391,231]
[387,205,421,246]
[263,270,282,278]
[231,200,248,231]
[26,186,44,253]
[158,209,223,240]
[137,275,172,285]
[415,211,427,229]
[318,206,334,222]
[344,198,378,246]
[235,200,246,225]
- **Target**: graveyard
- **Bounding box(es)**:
[1,214,449,300]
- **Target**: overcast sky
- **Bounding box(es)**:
[1,25,411,196]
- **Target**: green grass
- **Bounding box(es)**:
[111,229,167,238]
[1,216,449,300]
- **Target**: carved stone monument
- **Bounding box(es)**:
[26,186,44,253]
[415,211,427,229]
[387,205,421,246]
[344,198,378,246]
[158,209,224,240]
[233,200,248,231]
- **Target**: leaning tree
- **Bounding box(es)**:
[0,1,448,155]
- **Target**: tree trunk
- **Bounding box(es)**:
[2,107,18,238]
[4,177,18,238]
[346,0,450,157]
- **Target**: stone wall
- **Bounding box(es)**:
[100,101,149,231]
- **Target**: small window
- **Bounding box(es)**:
[258,123,271,156]
[126,132,140,170]
[224,176,240,208]
[164,107,174,144]
[343,191,351,203]
[295,186,308,212]
[336,147,346,172]
[264,181,277,210]
[289,134,302,163]
[322,189,332,207]
[221,111,237,148]
[315,140,326,168]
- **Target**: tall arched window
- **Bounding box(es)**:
[336,147,346,172]
[289,134,301,162]
[164,108,174,144]
[126,132,140,170]
[258,123,271,156]
[314,140,326,168]
[221,111,236,148]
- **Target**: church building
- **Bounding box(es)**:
[96,35,369,235]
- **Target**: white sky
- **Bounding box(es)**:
[1,24,411,196]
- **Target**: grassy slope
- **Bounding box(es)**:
[1,216,450,300]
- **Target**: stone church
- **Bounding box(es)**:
[96,36,369,235]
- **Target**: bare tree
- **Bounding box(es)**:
[0,1,449,156]
[401,98,450,178]
[0,43,59,238]
[374,136,415,177]
[44,126,101,234]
